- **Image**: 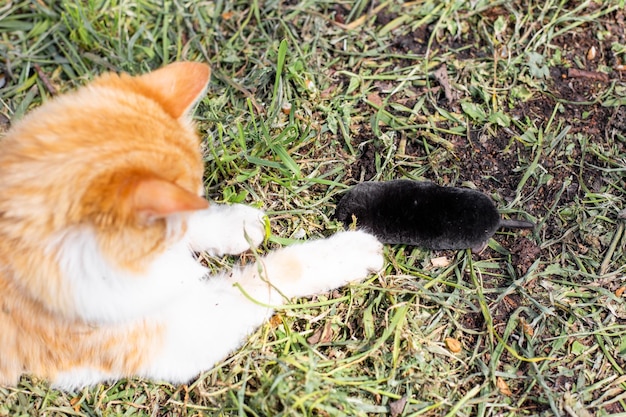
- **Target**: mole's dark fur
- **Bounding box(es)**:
[334,180,534,252]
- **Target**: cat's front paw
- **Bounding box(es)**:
[320,230,384,282]
[213,204,266,255]
[188,204,266,255]
[268,230,384,298]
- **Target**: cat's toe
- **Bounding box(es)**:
[188,204,267,255]
[244,210,267,249]
[330,230,385,278]
[223,205,266,254]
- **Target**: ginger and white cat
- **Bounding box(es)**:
[0,62,383,389]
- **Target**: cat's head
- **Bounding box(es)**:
[0,62,212,310]
[79,62,213,228]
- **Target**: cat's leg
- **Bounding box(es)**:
[139,230,384,384]
[136,278,277,384]
[235,230,384,300]
[186,204,266,256]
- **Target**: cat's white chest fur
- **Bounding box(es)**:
[54,226,207,323]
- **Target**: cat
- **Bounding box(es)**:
[0,62,384,389]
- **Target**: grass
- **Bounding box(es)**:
[1,0,626,415]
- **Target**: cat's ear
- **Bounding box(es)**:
[137,62,211,119]
[131,177,209,221]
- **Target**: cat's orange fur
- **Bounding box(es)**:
[0,62,383,389]
[0,62,210,385]
[0,276,162,385]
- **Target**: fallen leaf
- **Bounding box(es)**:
[389,396,408,417]
[432,64,457,104]
[269,314,282,327]
[70,396,81,412]
[307,322,333,344]
[367,92,383,108]
[444,337,462,353]
[497,377,512,396]
[520,317,534,336]
[431,256,450,267]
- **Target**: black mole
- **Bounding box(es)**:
[334,180,535,252]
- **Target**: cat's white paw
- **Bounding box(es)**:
[221,204,265,255]
[268,230,384,298]
[188,204,266,255]
[214,205,266,255]
[319,230,384,281]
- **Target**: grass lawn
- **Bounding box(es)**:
[1,0,626,415]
